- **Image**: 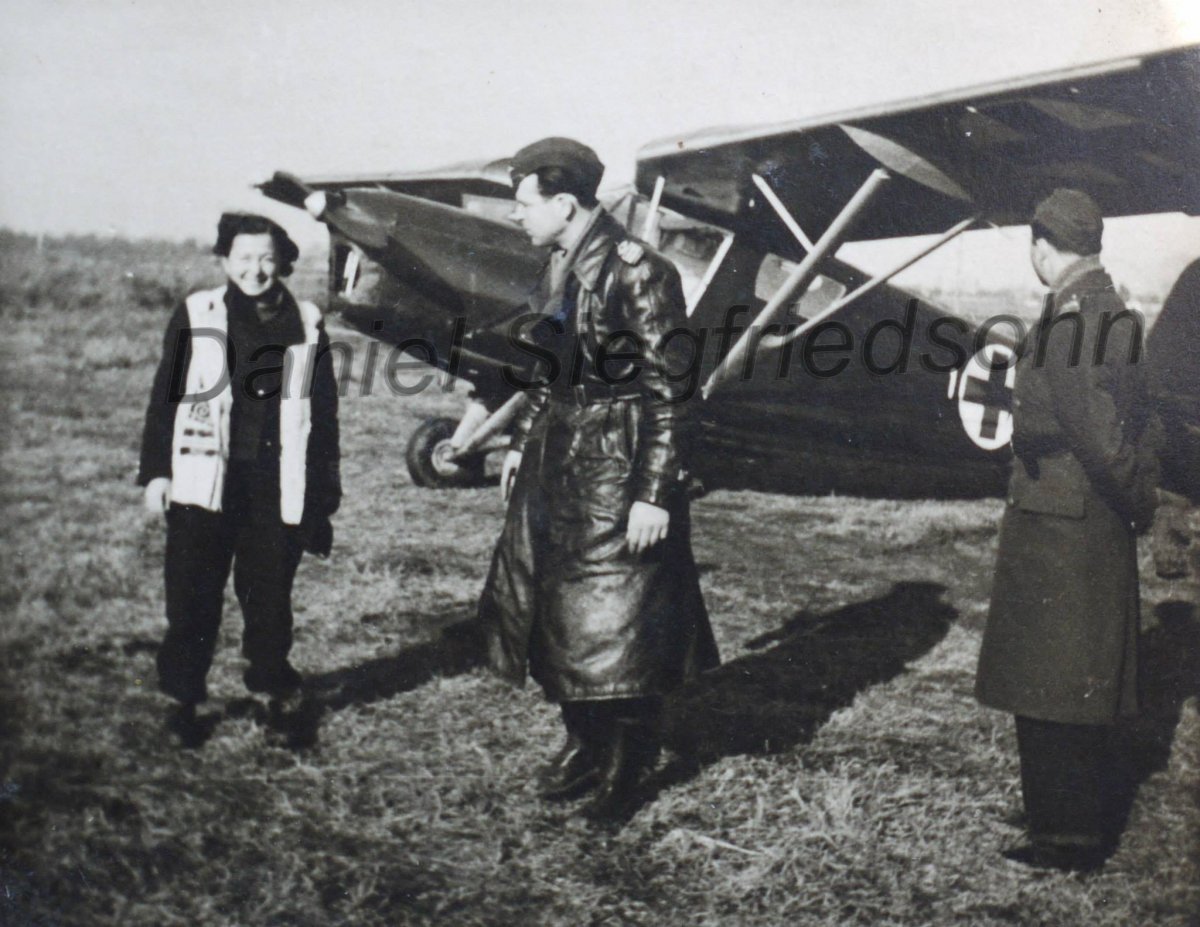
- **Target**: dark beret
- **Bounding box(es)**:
[510,137,604,198]
[1032,188,1103,256]
[212,212,300,267]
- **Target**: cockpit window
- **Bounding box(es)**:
[605,191,731,313]
[754,255,846,321]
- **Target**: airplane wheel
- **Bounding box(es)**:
[406,417,486,488]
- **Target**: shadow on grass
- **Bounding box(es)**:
[659,581,957,776]
[273,583,955,755]
[128,613,485,751]
[1106,599,1200,840]
[267,615,485,749]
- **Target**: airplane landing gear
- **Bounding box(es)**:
[405,394,525,489]
[405,417,486,488]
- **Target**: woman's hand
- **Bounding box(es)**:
[626,501,669,554]
[143,477,171,515]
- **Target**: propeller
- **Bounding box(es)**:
[255,171,314,210]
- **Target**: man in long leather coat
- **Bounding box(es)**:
[477,137,719,820]
[975,188,1159,871]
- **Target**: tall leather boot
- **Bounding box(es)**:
[539,701,605,801]
[580,702,660,821]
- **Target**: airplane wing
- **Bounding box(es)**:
[256,48,1197,498]
[636,44,1200,257]
[258,157,514,210]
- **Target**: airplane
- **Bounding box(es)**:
[258,42,1200,501]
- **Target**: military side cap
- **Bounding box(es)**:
[510,137,604,198]
[1032,188,1103,256]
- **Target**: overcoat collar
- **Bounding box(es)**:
[1053,254,1107,302]
[1056,256,1108,312]
[566,209,625,293]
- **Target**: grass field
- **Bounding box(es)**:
[1,235,1197,927]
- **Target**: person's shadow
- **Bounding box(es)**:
[657,580,957,779]
[126,606,486,750]
[1105,599,1200,841]
[264,612,486,749]
[270,582,957,755]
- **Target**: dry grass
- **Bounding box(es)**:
[0,236,1197,927]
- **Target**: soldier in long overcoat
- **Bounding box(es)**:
[477,138,718,819]
[1145,257,1200,578]
[975,188,1159,870]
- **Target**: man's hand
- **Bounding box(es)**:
[501,450,522,503]
[626,501,668,554]
[143,477,171,515]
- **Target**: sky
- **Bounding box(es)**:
[2,0,1199,295]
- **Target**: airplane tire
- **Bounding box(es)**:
[406,416,486,488]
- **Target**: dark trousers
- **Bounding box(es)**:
[156,464,303,703]
[1015,715,1109,848]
